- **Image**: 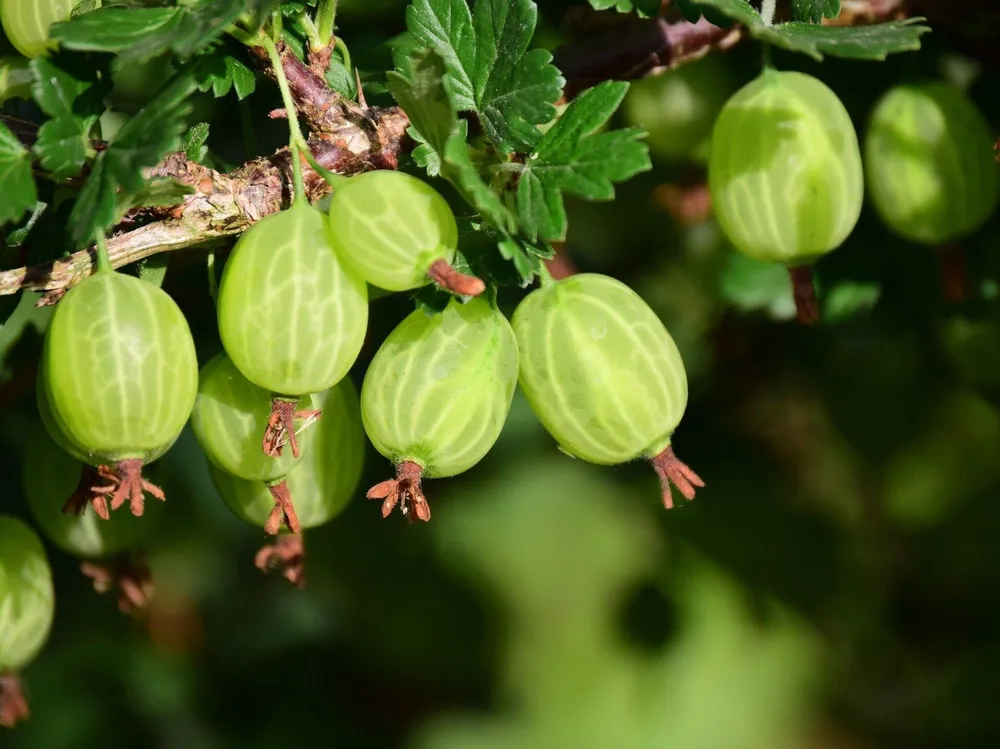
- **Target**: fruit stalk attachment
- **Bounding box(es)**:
[262,398,321,459]
[61,465,116,519]
[367,461,430,522]
[264,480,302,535]
[788,266,819,324]
[426,259,486,297]
[254,533,306,587]
[80,555,154,616]
[650,445,705,510]
[0,672,28,728]
[100,460,166,517]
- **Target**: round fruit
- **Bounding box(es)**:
[217,201,368,397]
[208,376,365,532]
[327,171,479,294]
[512,273,703,508]
[864,82,999,245]
[708,68,863,265]
[0,0,74,58]
[41,270,199,515]
[23,421,148,559]
[191,352,317,482]
[361,297,519,520]
[623,52,733,163]
[0,515,54,727]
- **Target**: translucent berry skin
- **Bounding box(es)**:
[622,52,732,163]
[709,69,864,265]
[513,273,687,465]
[327,171,459,292]
[217,202,368,396]
[361,297,519,478]
[41,272,199,466]
[864,83,999,246]
[0,516,54,672]
[208,377,365,529]
[23,423,148,559]
[0,0,74,58]
[191,353,313,482]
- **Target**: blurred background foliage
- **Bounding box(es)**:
[3,1,1000,748]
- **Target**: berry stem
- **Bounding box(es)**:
[761,0,777,26]
[936,244,967,303]
[255,532,306,587]
[0,672,29,728]
[427,259,486,297]
[95,231,112,274]
[264,480,302,535]
[315,0,338,50]
[788,265,820,325]
[259,35,308,205]
[366,461,431,522]
[650,445,705,510]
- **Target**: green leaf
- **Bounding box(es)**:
[690,0,929,60]
[0,123,37,226]
[586,0,661,16]
[387,49,515,233]
[69,68,198,246]
[137,255,170,288]
[194,49,257,100]
[182,122,211,163]
[757,18,931,61]
[673,0,741,26]
[124,178,197,212]
[402,0,564,153]
[515,81,650,242]
[791,0,840,23]
[51,0,245,65]
[30,56,109,181]
[719,250,796,321]
[678,0,761,26]
[5,201,48,247]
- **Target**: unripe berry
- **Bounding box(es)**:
[864,82,998,245]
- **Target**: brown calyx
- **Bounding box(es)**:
[427,259,486,297]
[262,398,321,459]
[0,672,28,728]
[254,533,306,588]
[650,446,705,510]
[62,464,117,520]
[80,554,154,616]
[936,244,967,303]
[788,265,820,325]
[366,461,431,522]
[96,460,165,517]
[264,480,302,535]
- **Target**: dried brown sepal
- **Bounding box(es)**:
[80,555,154,616]
[427,259,486,297]
[61,465,116,520]
[0,672,28,728]
[100,460,165,516]
[254,533,306,588]
[653,182,713,226]
[788,265,820,325]
[650,445,704,510]
[262,398,321,459]
[263,480,302,535]
[367,461,431,522]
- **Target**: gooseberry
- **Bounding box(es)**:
[864,82,999,246]
[709,69,864,322]
[216,201,368,442]
[190,352,318,480]
[512,273,703,509]
[207,377,365,584]
[327,170,484,295]
[361,297,519,521]
[40,269,198,516]
[0,0,74,58]
[0,515,54,728]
